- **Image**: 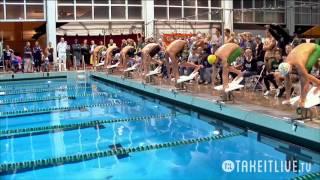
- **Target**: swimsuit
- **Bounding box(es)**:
[306,44,320,72]
[227,47,242,65]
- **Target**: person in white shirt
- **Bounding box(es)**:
[56,37,67,71]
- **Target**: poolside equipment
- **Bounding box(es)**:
[207,55,217,65]
[124,63,139,72]
[214,76,244,92]
[107,62,120,69]
[283,86,320,108]
[95,61,105,67]
[177,71,199,84]
[146,66,162,77]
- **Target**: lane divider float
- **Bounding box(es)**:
[0,86,91,96]
[291,172,320,180]
[0,113,177,139]
[0,101,134,118]
[0,92,112,105]
[0,131,245,175]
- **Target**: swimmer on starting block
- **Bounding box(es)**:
[104,45,120,67]
[93,45,106,67]
[208,43,244,90]
[164,39,205,83]
[141,43,162,77]
[278,43,320,107]
[120,46,136,69]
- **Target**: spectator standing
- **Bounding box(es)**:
[47,42,54,69]
[211,28,223,53]
[33,41,42,72]
[72,39,81,68]
[244,33,256,57]
[90,40,96,65]
[263,30,276,71]
[108,39,116,48]
[57,37,67,71]
[23,41,33,73]
[81,39,90,66]
[3,45,13,71]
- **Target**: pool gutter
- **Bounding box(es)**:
[90,72,320,151]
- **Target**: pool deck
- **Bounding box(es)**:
[0,71,319,150]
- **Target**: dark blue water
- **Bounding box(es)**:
[0,77,319,179]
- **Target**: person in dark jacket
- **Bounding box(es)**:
[33,41,42,72]
[72,39,82,67]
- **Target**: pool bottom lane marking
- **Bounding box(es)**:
[0,86,91,96]
[0,113,177,139]
[0,101,134,118]
[0,131,245,175]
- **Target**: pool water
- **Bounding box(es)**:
[0,77,319,180]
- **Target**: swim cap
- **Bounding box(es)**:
[278,62,291,76]
[207,55,217,64]
[114,53,121,60]
[101,51,106,56]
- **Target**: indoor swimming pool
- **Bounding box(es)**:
[0,76,319,179]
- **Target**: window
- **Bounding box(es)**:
[76,0,92,4]
[169,0,181,6]
[5,0,22,2]
[211,0,221,7]
[94,0,108,4]
[254,11,264,22]
[111,6,125,19]
[111,0,125,4]
[243,10,253,22]
[6,4,24,19]
[154,7,167,19]
[128,0,141,5]
[233,0,241,9]
[211,9,221,20]
[265,0,275,8]
[58,6,74,20]
[154,0,166,5]
[76,6,92,19]
[184,8,195,19]
[198,8,209,20]
[26,0,44,3]
[94,6,109,19]
[255,0,264,8]
[0,4,3,19]
[233,9,242,22]
[26,5,44,19]
[197,0,208,7]
[184,0,195,7]
[58,0,74,4]
[243,0,253,8]
[169,7,182,18]
[128,6,141,19]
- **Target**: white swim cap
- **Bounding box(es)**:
[101,51,106,56]
[278,62,291,76]
[114,53,120,61]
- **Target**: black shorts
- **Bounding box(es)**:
[34,60,41,67]
[149,45,161,57]
[127,48,136,58]
[112,48,120,56]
